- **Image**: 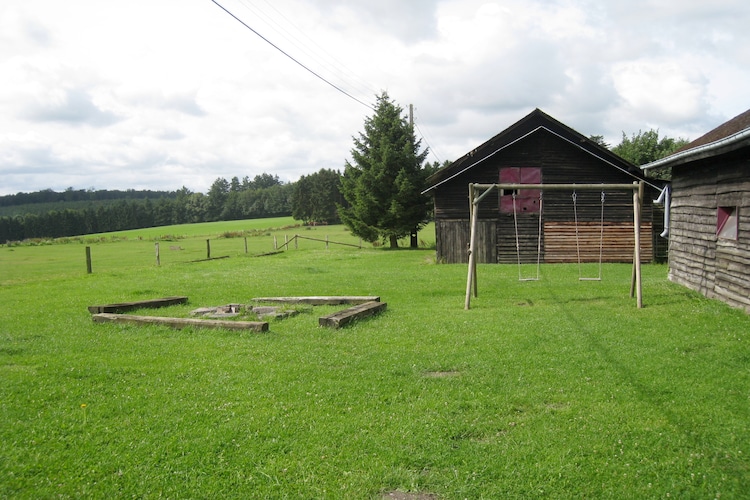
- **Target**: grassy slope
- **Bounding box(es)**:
[1,221,749,498]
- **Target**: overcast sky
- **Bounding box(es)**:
[1,0,749,196]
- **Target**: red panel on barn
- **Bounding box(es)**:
[519,168,541,208]
[520,168,541,184]
[499,167,520,183]
[499,167,541,214]
[517,195,540,213]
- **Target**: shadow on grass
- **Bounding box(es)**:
[540,283,726,451]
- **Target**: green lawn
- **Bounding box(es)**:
[1,221,748,498]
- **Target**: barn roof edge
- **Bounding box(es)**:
[423,109,646,194]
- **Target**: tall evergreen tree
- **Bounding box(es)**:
[338,92,431,248]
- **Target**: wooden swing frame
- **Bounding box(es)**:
[464,181,645,310]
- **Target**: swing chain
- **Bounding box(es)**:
[512,190,541,281]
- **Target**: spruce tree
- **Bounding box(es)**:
[338,92,431,248]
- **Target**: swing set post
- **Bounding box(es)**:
[631,181,644,308]
[465,183,501,309]
[465,184,480,310]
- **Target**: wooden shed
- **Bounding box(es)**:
[642,109,750,314]
[424,109,662,264]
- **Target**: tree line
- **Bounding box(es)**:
[0,165,433,245]
[0,174,312,243]
[0,187,178,210]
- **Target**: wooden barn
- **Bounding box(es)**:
[423,109,662,265]
[642,109,750,314]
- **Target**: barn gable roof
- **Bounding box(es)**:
[423,108,643,193]
[641,108,750,171]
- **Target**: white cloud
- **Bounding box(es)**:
[612,59,709,124]
[20,87,121,126]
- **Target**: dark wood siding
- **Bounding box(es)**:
[435,219,496,263]
[497,212,542,264]
[669,155,750,313]
[432,129,656,264]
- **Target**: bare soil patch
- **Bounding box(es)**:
[382,491,437,500]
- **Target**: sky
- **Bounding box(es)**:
[1,0,749,196]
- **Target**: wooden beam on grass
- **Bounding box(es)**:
[92,313,268,332]
[318,301,387,329]
[188,255,230,263]
[252,296,380,306]
[87,296,188,314]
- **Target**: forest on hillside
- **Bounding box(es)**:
[0,187,177,214]
[0,169,354,243]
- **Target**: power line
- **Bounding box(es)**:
[414,107,445,164]
[415,122,441,164]
[239,0,378,101]
[210,0,375,111]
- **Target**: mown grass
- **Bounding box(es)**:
[105,216,301,240]
[1,221,749,498]
[0,220,380,285]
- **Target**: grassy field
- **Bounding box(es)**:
[1,219,749,498]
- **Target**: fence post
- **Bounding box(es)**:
[284,235,288,249]
[244,237,248,254]
[274,235,278,250]
[206,239,211,259]
[155,242,160,266]
[85,246,92,274]
[326,235,329,249]
[294,235,298,249]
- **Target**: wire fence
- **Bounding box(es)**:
[275,234,363,250]
[76,234,364,275]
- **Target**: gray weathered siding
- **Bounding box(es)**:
[436,219,496,264]
[669,158,750,313]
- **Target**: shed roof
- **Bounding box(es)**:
[678,109,750,151]
[641,108,750,171]
[423,108,644,193]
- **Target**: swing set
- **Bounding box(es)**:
[465,181,645,310]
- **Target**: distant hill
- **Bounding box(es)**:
[0,181,294,242]
[0,188,178,217]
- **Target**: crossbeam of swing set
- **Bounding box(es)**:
[473,182,641,194]
[465,181,645,310]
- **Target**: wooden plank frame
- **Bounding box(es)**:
[87,296,188,314]
[318,301,387,329]
[464,182,644,310]
[251,296,380,306]
[92,313,269,332]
